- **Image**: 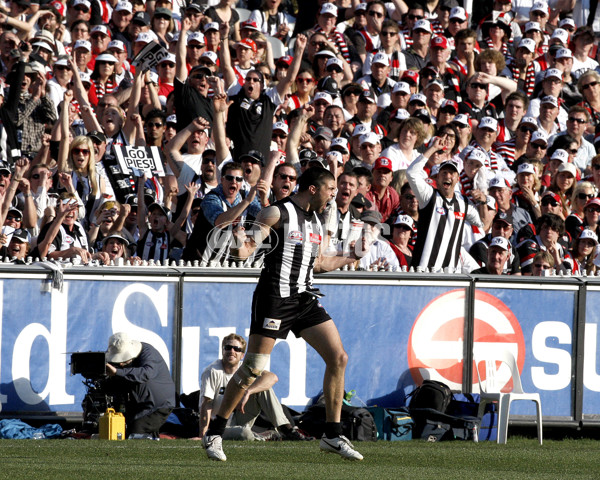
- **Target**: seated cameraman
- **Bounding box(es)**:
[199,333,310,441]
[105,332,176,437]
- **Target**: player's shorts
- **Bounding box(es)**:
[250,288,332,340]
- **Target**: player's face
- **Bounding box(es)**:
[312,178,336,213]
[222,339,244,367]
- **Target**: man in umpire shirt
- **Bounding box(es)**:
[105,332,175,437]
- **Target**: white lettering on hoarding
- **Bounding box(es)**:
[584,324,600,392]
[12,284,74,405]
[112,283,170,367]
[531,321,572,390]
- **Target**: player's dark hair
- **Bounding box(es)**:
[297,167,335,192]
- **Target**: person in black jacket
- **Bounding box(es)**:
[105,331,176,436]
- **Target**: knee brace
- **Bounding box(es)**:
[232,353,270,390]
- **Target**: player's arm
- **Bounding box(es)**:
[313,234,368,273]
[199,396,213,437]
[230,206,281,260]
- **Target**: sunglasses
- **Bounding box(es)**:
[519,126,536,134]
[395,225,412,231]
[223,344,243,352]
[531,143,547,150]
[368,10,384,18]
[278,173,297,181]
[449,18,464,23]
[534,264,551,269]
[0,172,10,178]
[146,122,164,128]
[296,78,314,83]
[470,82,488,90]
[246,77,262,83]
[55,65,69,71]
[160,62,175,68]
[326,66,343,73]
[72,148,90,155]
[380,31,397,37]
[202,157,216,164]
[408,14,424,20]
[587,206,600,213]
[578,193,594,200]
[568,117,587,124]
[224,174,243,182]
[541,197,559,207]
[188,44,204,49]
[190,73,206,80]
[569,148,579,154]
[6,216,21,221]
[272,133,287,139]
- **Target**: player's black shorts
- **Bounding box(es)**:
[250,288,332,339]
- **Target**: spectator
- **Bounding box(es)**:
[470,211,521,275]
[517,213,571,274]
[488,175,532,243]
[471,236,512,275]
[569,229,598,274]
[358,209,399,271]
[199,333,308,441]
[389,214,413,268]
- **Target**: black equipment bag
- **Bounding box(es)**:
[297,403,377,441]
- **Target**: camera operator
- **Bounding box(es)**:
[105,332,176,437]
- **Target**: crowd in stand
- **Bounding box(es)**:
[0,0,600,275]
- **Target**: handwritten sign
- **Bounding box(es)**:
[114,145,165,177]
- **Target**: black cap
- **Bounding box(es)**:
[299,149,318,163]
[239,150,265,166]
[132,11,151,25]
[144,187,156,205]
[358,90,376,103]
[316,76,339,96]
[493,210,514,226]
[124,194,138,207]
[11,228,29,243]
[87,130,107,144]
[351,193,372,209]
[361,210,382,224]
[0,161,10,174]
[186,0,206,12]
[190,65,211,76]
[148,202,172,221]
[341,83,363,97]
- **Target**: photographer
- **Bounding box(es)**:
[105,332,175,437]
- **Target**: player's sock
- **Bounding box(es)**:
[324,422,343,439]
[206,415,228,437]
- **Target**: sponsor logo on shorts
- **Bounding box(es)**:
[263,317,281,331]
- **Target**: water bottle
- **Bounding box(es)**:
[32,431,45,440]
[472,425,478,443]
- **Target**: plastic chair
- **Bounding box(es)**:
[474,351,543,445]
[266,35,286,59]
[236,8,251,23]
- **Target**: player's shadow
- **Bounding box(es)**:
[366,368,428,407]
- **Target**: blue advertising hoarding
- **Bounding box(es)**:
[474,283,577,419]
[0,273,177,413]
[583,286,600,418]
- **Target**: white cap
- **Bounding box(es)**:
[203,22,219,32]
[556,48,573,59]
[413,19,432,33]
[319,2,338,16]
[489,175,512,189]
[73,0,91,8]
[79,71,91,84]
[166,114,177,124]
[449,6,467,20]
[550,28,569,44]
[187,31,205,44]
[392,81,410,95]
[580,229,599,245]
[518,38,537,53]
[559,18,576,29]
[452,113,470,127]
[330,137,349,152]
[550,149,569,163]
[540,95,558,107]
[490,236,509,251]
[108,40,126,52]
[91,25,110,37]
[409,93,426,104]
[531,130,548,144]
[95,53,118,63]
[467,148,487,165]
[54,57,69,67]
[558,162,577,176]
[73,39,91,51]
[201,51,218,64]
[115,1,133,12]
[479,116,498,131]
[272,121,289,134]
[372,52,389,66]
[327,150,344,164]
[158,53,176,64]
[531,0,548,14]
[352,124,370,137]
[313,92,333,105]
[393,108,410,121]
[545,68,563,81]
[525,21,542,32]
[135,32,154,44]
[33,41,53,52]
[520,116,537,127]
[359,132,380,145]
[394,214,414,228]
[326,57,344,70]
[355,2,367,11]
[517,163,536,175]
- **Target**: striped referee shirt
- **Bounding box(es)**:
[406,154,483,269]
[259,198,324,298]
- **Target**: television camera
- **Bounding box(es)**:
[70,352,129,431]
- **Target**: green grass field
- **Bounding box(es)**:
[1,438,599,480]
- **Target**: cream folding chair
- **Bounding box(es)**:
[474,351,543,445]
